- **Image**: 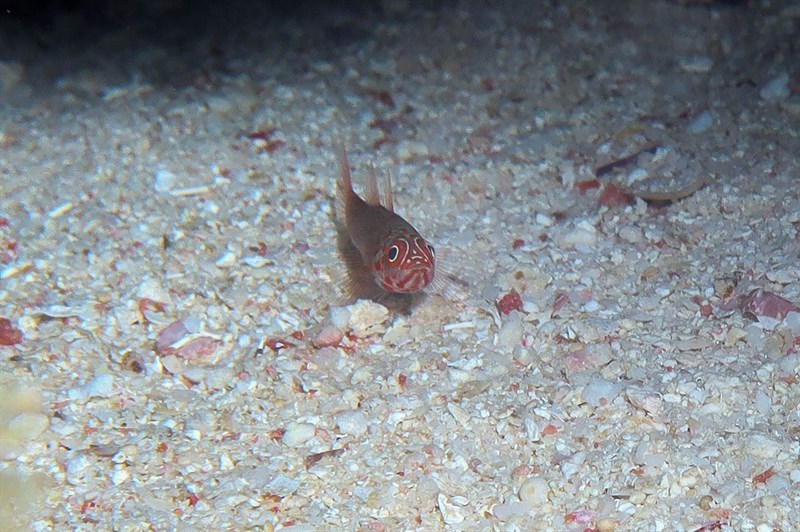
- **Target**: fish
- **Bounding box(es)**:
[335,145,436,312]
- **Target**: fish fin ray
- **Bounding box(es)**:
[429,246,472,302]
[336,144,353,223]
[365,161,381,206]
[384,169,394,212]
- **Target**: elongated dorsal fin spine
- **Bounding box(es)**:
[384,170,394,212]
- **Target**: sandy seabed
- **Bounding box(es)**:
[1,1,799,530]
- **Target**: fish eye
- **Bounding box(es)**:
[387,245,400,262]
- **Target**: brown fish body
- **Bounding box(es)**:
[335,146,436,306]
[342,192,417,265]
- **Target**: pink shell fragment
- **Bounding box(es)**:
[156,320,191,354]
[739,289,800,320]
[0,317,23,346]
[564,508,598,524]
[174,337,219,360]
[313,326,343,348]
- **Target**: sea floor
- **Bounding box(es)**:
[1,1,799,530]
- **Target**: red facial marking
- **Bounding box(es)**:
[373,235,436,294]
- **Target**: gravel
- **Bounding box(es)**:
[1,0,799,530]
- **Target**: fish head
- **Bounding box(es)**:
[372,232,436,294]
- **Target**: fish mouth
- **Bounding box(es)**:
[378,268,434,293]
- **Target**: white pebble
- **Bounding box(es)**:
[785,311,800,335]
[282,422,316,447]
[154,168,178,192]
[618,226,642,244]
[347,300,390,336]
[215,250,239,268]
[329,305,351,330]
[219,453,235,470]
[185,429,202,441]
[335,411,368,438]
[679,55,713,73]
[266,473,300,497]
[583,300,600,312]
[66,455,93,485]
[242,255,271,268]
[111,465,130,485]
[686,110,713,133]
[760,73,790,101]
[535,212,554,227]
[69,373,116,402]
[493,501,528,520]
[558,220,597,249]
[397,139,430,161]
[582,378,621,407]
[496,314,523,352]
[519,477,549,504]
[437,494,465,524]
[447,402,472,427]
[765,474,790,496]
[754,389,772,414]
[8,412,49,441]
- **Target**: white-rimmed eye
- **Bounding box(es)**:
[387,245,400,262]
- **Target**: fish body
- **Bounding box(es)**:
[336,146,436,307]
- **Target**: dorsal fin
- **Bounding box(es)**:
[337,144,353,196]
[365,162,380,206]
[383,170,394,212]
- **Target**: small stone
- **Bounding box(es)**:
[781,95,800,115]
[597,517,617,532]
[582,378,621,407]
[535,212,554,227]
[111,465,130,485]
[437,493,465,524]
[397,139,430,161]
[8,412,49,441]
[65,455,93,485]
[215,250,239,268]
[679,55,713,73]
[518,477,549,505]
[282,422,316,447]
[686,110,713,133]
[447,403,472,426]
[329,306,351,330]
[154,168,178,192]
[493,501,528,520]
[335,411,368,437]
[266,474,300,497]
[496,314,523,351]
[760,73,790,101]
[618,226,642,244]
[558,220,598,249]
[313,325,343,348]
[698,495,713,510]
[347,300,390,337]
[724,326,747,347]
[765,474,790,496]
[68,373,115,401]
